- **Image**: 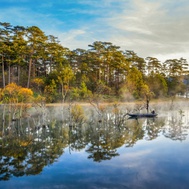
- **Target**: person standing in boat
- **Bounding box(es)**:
[151,109,155,114]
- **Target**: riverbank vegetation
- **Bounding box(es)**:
[0,22,189,106]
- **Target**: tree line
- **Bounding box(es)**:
[0,22,189,103]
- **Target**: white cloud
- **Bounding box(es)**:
[57,0,189,62]
[47,28,96,50]
[102,0,189,61]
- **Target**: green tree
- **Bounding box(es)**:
[163,58,188,97]
[124,50,146,75]
[146,73,168,98]
[44,79,58,102]
[140,84,154,113]
[163,58,188,77]
[46,35,70,73]
[145,57,162,75]
[125,67,146,99]
[166,76,186,97]
[87,41,129,95]
[56,64,75,103]
[11,25,27,85]
[0,22,13,87]
[25,26,47,88]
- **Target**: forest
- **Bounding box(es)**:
[0,22,189,104]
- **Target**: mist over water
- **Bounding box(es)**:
[1,100,189,189]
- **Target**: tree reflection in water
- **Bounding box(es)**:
[162,110,189,141]
[0,104,189,181]
[0,106,67,181]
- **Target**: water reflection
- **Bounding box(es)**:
[0,117,66,181]
[0,104,189,183]
[162,110,189,141]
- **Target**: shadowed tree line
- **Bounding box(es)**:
[1,22,189,104]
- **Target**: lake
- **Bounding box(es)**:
[1,101,189,189]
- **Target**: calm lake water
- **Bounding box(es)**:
[1,101,189,189]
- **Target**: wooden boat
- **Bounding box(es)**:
[127,113,157,118]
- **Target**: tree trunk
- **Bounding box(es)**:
[146,99,149,113]
[2,55,5,88]
[32,59,36,78]
[17,65,20,85]
[8,64,11,84]
[27,58,32,88]
[50,56,52,73]
[43,58,47,76]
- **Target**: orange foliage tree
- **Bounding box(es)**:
[0,83,34,119]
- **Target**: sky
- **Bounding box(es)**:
[0,0,189,62]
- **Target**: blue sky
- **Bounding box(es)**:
[1,0,189,62]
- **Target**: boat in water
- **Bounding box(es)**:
[127,113,157,118]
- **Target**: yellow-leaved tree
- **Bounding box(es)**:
[0,83,34,119]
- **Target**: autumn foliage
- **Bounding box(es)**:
[0,83,33,104]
